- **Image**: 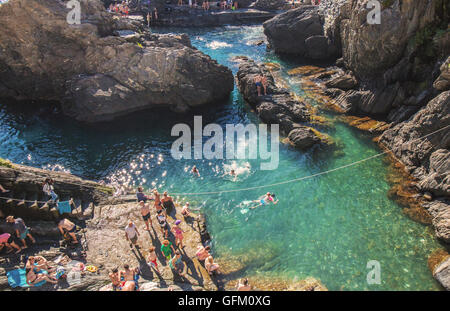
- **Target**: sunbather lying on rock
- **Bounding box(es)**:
[26,266,58,287]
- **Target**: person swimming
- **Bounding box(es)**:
[250,192,278,209]
[191,165,200,177]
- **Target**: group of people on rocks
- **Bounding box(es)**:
[176,0,240,11]
[108,1,130,16]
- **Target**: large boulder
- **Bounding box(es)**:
[254,0,286,11]
[434,57,450,91]
[0,0,234,122]
[263,6,338,60]
[433,257,450,290]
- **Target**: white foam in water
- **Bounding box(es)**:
[206,41,233,50]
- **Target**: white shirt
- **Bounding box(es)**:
[125,224,137,239]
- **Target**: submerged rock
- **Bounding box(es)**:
[0,0,234,122]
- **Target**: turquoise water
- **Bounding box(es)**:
[0,25,443,290]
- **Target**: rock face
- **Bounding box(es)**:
[433,257,450,290]
[379,91,450,242]
[0,0,234,122]
[434,57,450,91]
[253,0,286,11]
[263,6,339,59]
[236,57,331,149]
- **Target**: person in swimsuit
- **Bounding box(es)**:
[153,190,166,217]
[236,278,252,291]
[156,213,169,238]
[169,250,185,277]
[254,74,268,96]
[196,245,210,262]
[119,264,138,291]
[250,192,278,209]
[147,246,160,273]
[57,218,78,244]
[25,266,57,287]
[139,201,152,231]
[161,239,175,261]
[181,202,191,218]
[205,255,220,275]
[136,186,153,203]
[191,165,200,177]
[0,232,21,254]
[161,191,175,213]
[27,255,54,273]
[171,220,184,248]
[109,268,120,291]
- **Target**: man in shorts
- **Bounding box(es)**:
[139,201,152,231]
[125,221,140,248]
[6,216,36,249]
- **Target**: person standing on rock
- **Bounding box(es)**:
[57,218,78,245]
[0,232,22,254]
[254,74,268,97]
[153,190,167,217]
[171,219,185,248]
[161,239,176,261]
[147,246,160,273]
[6,216,36,249]
[139,201,152,231]
[43,178,58,203]
[169,250,186,277]
[125,221,140,248]
[156,213,169,238]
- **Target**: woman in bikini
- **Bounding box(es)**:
[25,266,57,287]
[171,220,185,248]
[196,245,211,262]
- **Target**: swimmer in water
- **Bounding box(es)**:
[250,192,278,209]
[191,165,200,177]
[229,169,237,181]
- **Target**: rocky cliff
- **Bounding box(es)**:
[0,0,234,122]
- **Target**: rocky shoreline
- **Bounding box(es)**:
[0,0,234,122]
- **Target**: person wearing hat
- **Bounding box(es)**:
[171,219,185,248]
[6,216,35,249]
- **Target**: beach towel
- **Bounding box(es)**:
[7,268,47,288]
[57,201,72,215]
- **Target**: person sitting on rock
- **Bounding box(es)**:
[6,215,36,249]
[109,267,120,291]
[237,278,252,291]
[0,232,22,254]
[205,255,220,275]
[181,202,191,218]
[136,186,153,203]
[119,264,140,291]
[125,221,140,248]
[43,178,58,203]
[25,266,58,287]
[196,245,211,262]
[0,184,9,193]
[57,218,78,245]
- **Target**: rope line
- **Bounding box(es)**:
[0,124,448,201]
[169,124,450,196]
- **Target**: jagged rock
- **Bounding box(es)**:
[0,0,234,122]
[324,73,357,91]
[434,57,450,91]
[418,149,450,197]
[254,0,286,11]
[433,257,450,290]
[287,127,321,150]
[425,199,450,243]
[263,6,338,60]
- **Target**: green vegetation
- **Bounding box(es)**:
[381,0,395,9]
[95,185,115,195]
[0,158,13,168]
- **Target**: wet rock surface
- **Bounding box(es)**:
[0,0,234,122]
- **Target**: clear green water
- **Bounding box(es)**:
[0,25,443,290]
